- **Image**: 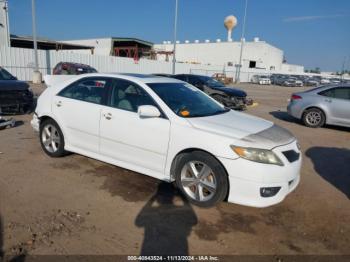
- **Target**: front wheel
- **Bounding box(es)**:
[40,119,67,157]
[175,151,229,207]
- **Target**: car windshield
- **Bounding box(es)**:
[197,75,225,87]
[147,82,229,118]
[0,68,16,80]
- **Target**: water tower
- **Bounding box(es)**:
[224,15,237,42]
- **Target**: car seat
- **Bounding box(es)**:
[116,89,133,111]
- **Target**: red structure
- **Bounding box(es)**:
[114,46,142,61]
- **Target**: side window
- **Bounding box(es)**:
[58,78,109,105]
[109,79,157,112]
[320,87,350,100]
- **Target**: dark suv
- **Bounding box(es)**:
[0,67,34,114]
[172,74,248,110]
[53,62,97,75]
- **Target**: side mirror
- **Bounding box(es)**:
[138,105,161,118]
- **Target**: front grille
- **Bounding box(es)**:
[232,96,246,105]
[282,150,300,163]
[0,90,33,104]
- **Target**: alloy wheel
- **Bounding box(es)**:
[180,161,217,202]
[41,124,61,153]
[305,111,322,126]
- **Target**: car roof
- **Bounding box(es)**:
[304,84,350,93]
[78,73,183,84]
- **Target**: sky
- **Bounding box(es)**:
[7,0,350,72]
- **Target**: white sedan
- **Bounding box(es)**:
[251,75,271,85]
[31,73,301,207]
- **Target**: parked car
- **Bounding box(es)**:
[251,75,271,85]
[31,73,301,207]
[330,78,341,84]
[282,77,303,87]
[305,77,320,86]
[172,74,249,110]
[0,67,34,114]
[271,74,288,85]
[287,84,350,128]
[53,62,97,75]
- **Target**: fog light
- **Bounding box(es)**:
[260,187,281,197]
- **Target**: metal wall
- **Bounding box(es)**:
[0,46,317,83]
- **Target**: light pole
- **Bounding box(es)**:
[31,0,42,83]
[172,0,178,75]
[235,0,248,83]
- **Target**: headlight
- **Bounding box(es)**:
[231,146,284,166]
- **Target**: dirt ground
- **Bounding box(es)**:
[0,83,349,259]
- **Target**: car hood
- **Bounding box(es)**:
[210,86,247,97]
[187,110,295,149]
[0,80,30,91]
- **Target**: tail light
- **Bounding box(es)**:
[291,94,302,100]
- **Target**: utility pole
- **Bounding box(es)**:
[340,56,346,81]
[0,0,10,47]
[172,0,178,75]
[235,0,248,83]
[31,0,42,83]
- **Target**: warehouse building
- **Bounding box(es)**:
[154,38,304,73]
[63,37,154,60]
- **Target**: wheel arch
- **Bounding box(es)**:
[38,115,68,140]
[169,148,230,200]
[39,115,55,125]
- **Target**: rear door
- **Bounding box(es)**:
[52,77,110,153]
[319,87,350,126]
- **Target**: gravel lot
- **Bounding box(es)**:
[0,83,349,259]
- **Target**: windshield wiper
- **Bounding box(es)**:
[189,108,230,118]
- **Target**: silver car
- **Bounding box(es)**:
[287,85,350,128]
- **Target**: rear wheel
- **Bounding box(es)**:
[302,108,325,128]
[174,151,229,207]
[40,119,67,157]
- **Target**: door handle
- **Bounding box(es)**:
[103,113,112,120]
[325,99,332,103]
[56,101,62,107]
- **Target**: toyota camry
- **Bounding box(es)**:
[31,73,301,207]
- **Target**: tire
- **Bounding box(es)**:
[39,119,67,157]
[302,108,325,128]
[174,151,229,207]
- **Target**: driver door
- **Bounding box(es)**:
[99,78,171,178]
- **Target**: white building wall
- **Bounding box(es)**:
[154,41,284,71]
[281,63,305,73]
[63,38,113,56]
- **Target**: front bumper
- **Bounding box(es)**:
[259,80,271,85]
[219,140,302,208]
[31,113,40,132]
